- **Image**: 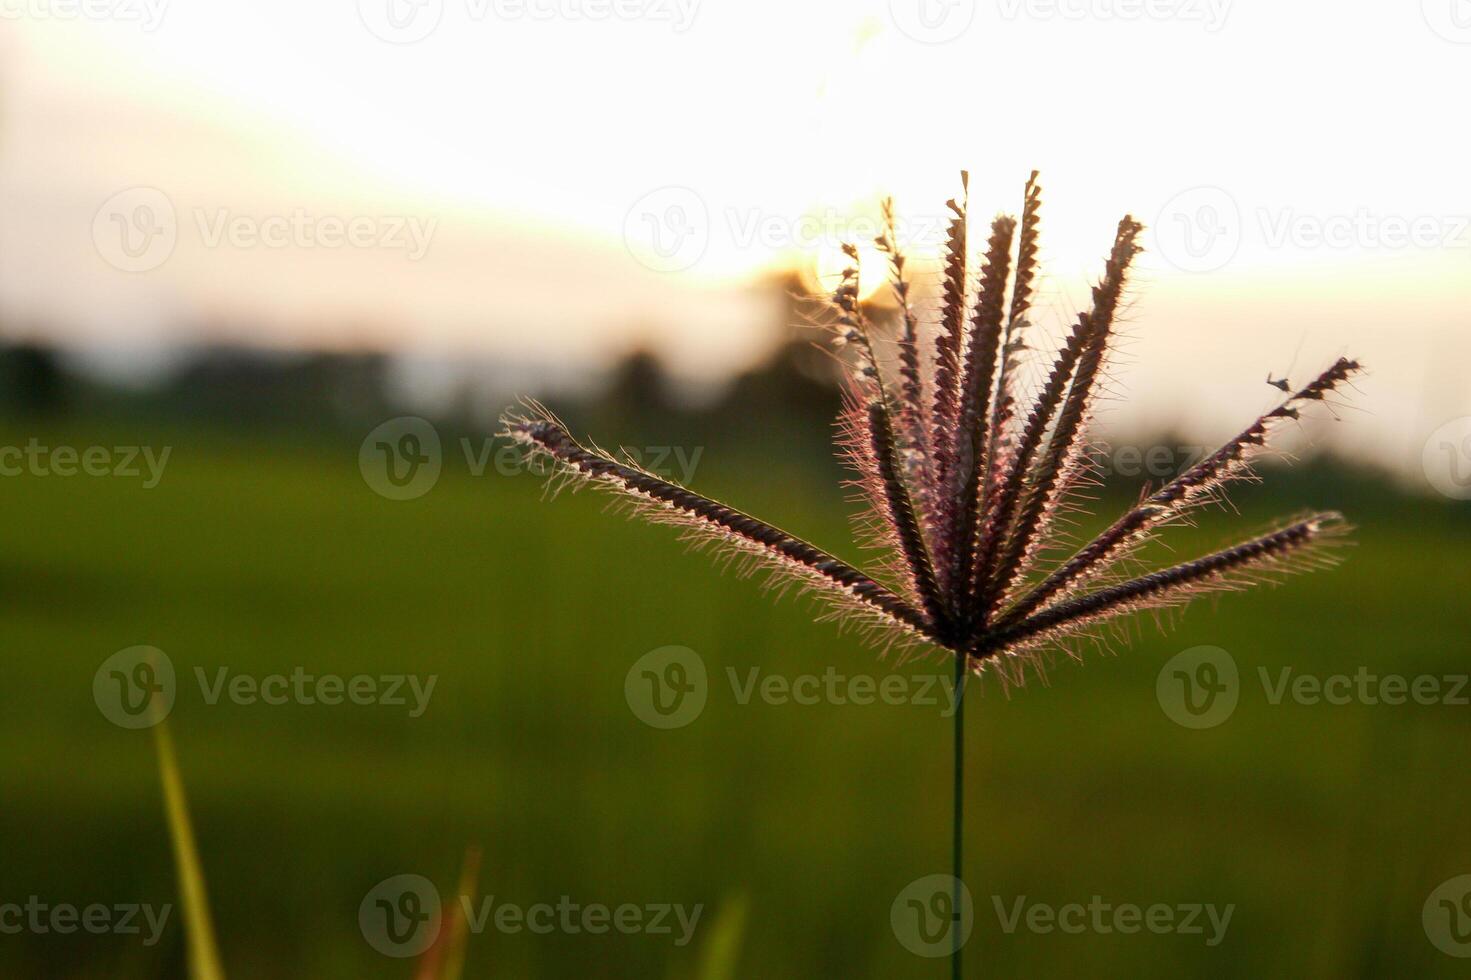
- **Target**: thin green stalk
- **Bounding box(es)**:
[154,718,225,980]
[952,655,968,979]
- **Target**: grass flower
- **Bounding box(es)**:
[503,172,1358,975]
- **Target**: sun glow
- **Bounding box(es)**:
[1,1,1467,468]
[810,239,893,302]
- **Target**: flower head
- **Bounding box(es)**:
[504,173,1358,684]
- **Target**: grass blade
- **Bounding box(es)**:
[415,845,482,980]
[152,716,226,980]
[694,893,747,980]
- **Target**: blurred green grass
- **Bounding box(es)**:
[0,419,1468,977]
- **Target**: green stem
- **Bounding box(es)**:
[952,653,968,979]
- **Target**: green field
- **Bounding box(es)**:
[2,419,1468,977]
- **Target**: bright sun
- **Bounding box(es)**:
[810,240,891,301]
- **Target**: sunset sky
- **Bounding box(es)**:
[1,0,1467,472]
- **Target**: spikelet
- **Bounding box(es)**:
[982,217,1144,617]
[976,514,1350,660]
[826,252,946,633]
[876,197,927,466]
[948,215,1016,627]
[926,175,971,590]
[991,358,1363,627]
[503,406,931,653]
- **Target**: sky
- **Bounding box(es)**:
[0,0,1468,477]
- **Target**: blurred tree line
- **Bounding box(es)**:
[0,273,1415,517]
[0,272,848,451]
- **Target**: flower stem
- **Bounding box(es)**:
[952,653,967,979]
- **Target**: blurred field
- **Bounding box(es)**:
[1,418,1468,977]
